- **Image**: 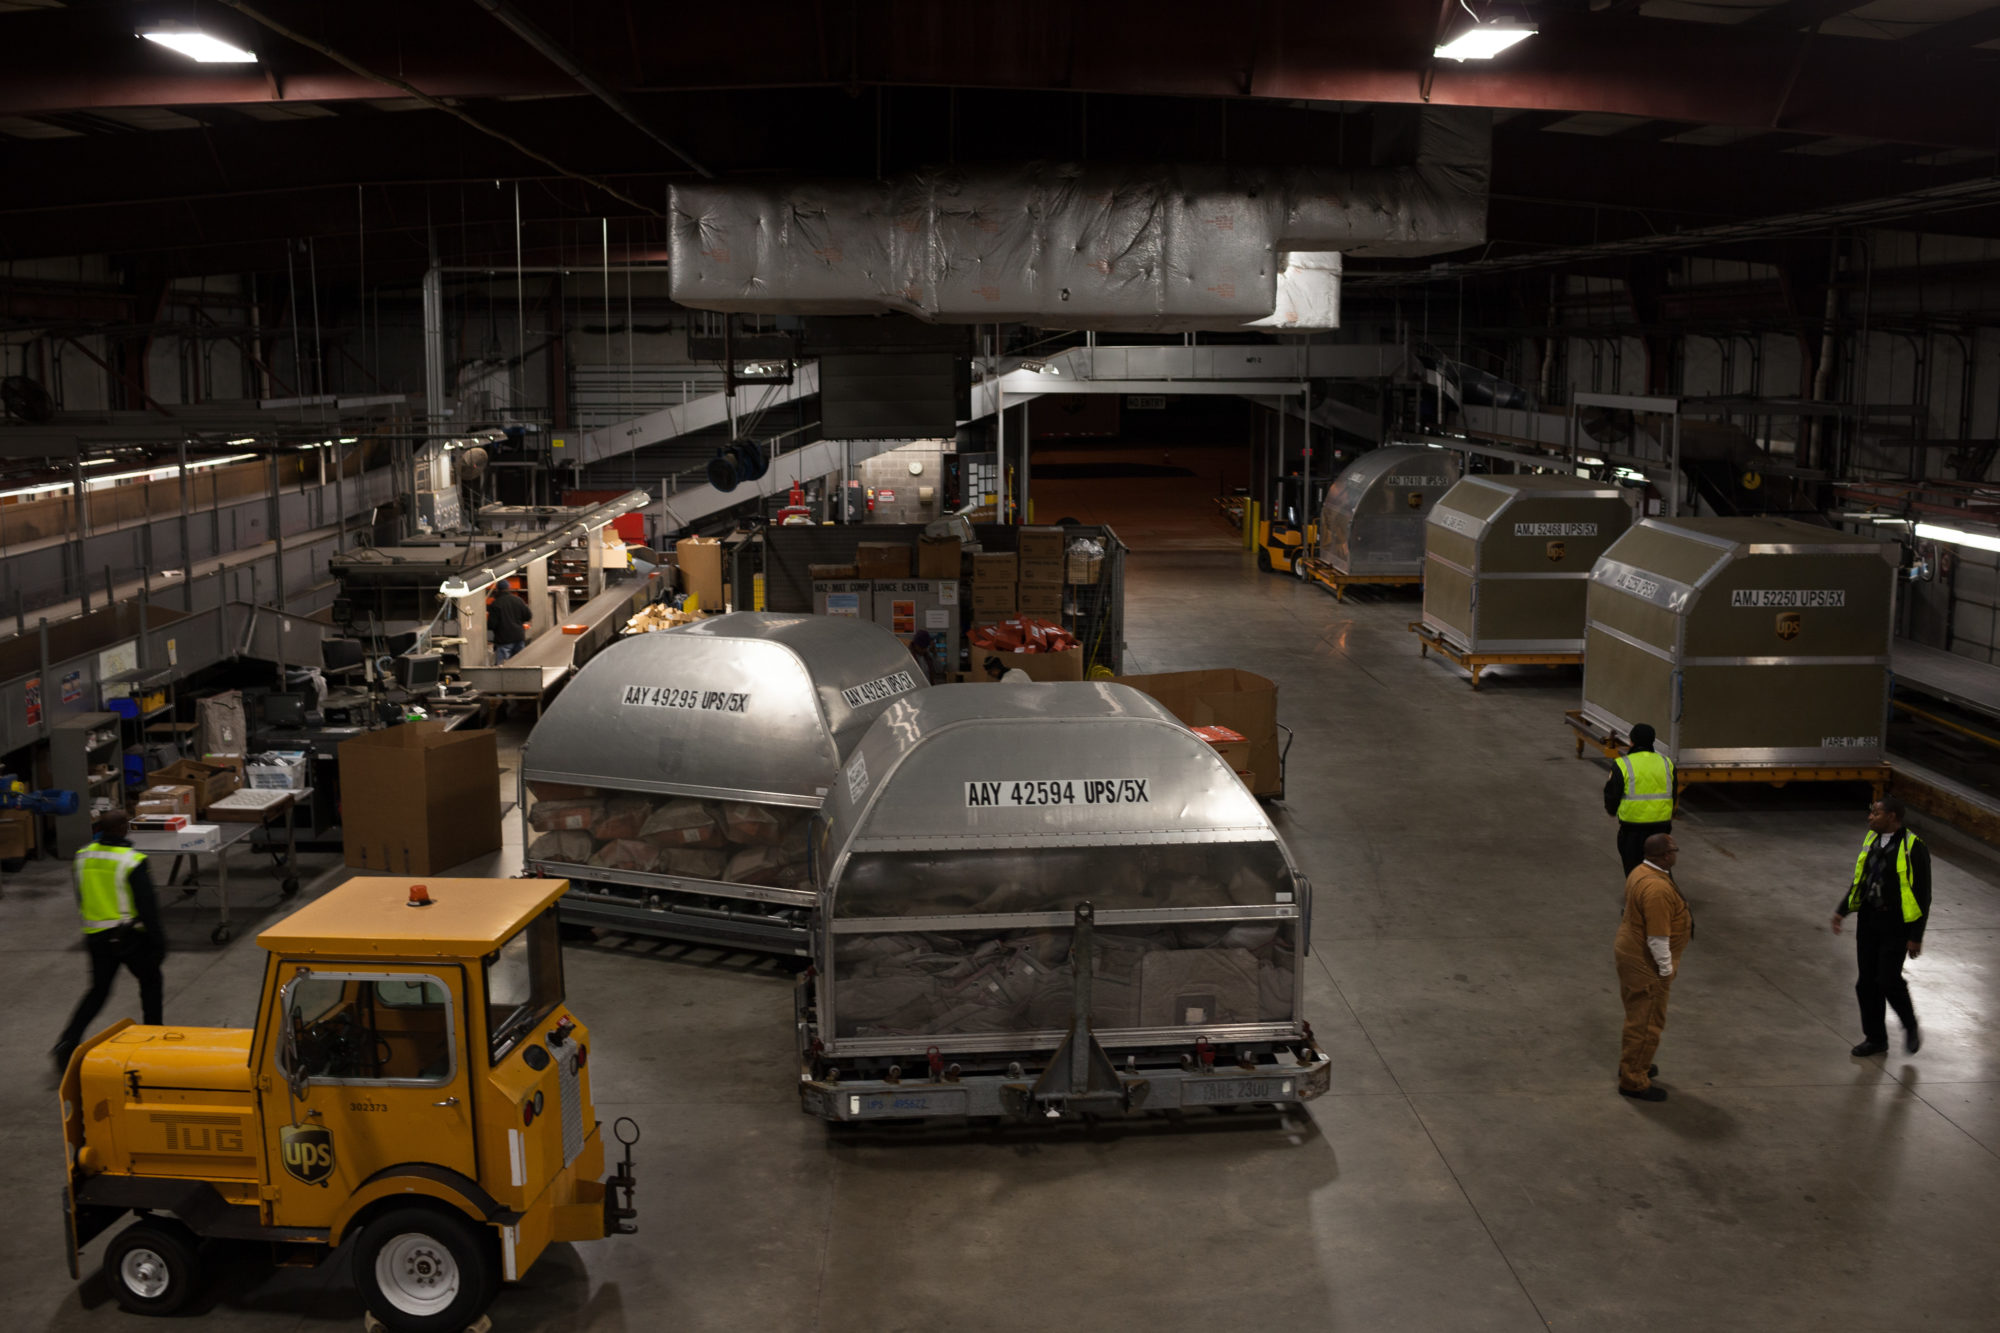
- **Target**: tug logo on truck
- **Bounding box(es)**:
[280,1124,335,1186]
[151,1112,244,1154]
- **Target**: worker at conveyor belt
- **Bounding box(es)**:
[1604,722,1676,877]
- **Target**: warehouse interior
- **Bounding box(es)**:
[5,1,2000,1329]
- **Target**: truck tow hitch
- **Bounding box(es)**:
[605,1117,640,1235]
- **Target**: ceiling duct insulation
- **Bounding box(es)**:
[669,109,1488,332]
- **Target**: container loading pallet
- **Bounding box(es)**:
[1296,556,1422,602]
[1564,710,1888,800]
[1409,622,1582,690]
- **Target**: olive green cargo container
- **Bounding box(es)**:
[1582,517,1896,767]
[1423,475,1634,653]
[1317,446,1463,576]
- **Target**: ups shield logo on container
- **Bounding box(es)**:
[1546,540,1566,563]
[1776,611,1802,642]
[281,1123,335,1186]
[1406,491,1424,509]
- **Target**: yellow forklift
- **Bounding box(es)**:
[1254,472,1319,574]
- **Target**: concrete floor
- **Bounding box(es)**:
[8,549,2000,1331]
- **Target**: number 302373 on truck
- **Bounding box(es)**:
[56,877,639,1333]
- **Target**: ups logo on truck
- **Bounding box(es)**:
[1776,612,1802,641]
[1406,491,1424,509]
[1546,540,1566,563]
[281,1124,335,1186]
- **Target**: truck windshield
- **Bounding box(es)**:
[485,910,563,1062]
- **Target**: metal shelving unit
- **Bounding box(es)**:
[50,711,121,854]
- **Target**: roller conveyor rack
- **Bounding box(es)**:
[1409,622,1582,691]
[1564,710,1889,800]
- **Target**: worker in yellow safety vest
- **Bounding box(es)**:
[1603,722,1676,877]
[1830,796,1931,1058]
[52,811,165,1071]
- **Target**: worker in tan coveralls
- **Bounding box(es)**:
[1614,832,1693,1102]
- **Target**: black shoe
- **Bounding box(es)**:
[1619,1085,1667,1102]
[1850,1041,1889,1057]
[1905,1027,1922,1055]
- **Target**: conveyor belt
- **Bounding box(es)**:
[1892,638,2000,723]
[460,582,645,699]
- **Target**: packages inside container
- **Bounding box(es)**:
[830,922,1297,1039]
[832,840,1294,918]
[524,780,813,890]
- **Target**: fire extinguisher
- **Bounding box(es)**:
[865,487,877,514]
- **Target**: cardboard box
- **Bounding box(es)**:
[855,542,912,580]
[1017,525,1066,561]
[339,721,502,875]
[131,813,190,832]
[1016,583,1064,617]
[915,535,963,579]
[969,587,1017,621]
[1113,669,1282,796]
[676,535,725,610]
[174,824,223,853]
[1191,725,1254,787]
[246,752,310,790]
[808,563,860,580]
[1005,645,1084,682]
[148,759,241,814]
[871,579,961,646]
[0,809,36,860]
[972,552,1018,585]
[812,579,873,618]
[135,784,197,817]
[1068,553,1104,584]
[1018,558,1065,586]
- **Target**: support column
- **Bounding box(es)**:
[525,555,553,643]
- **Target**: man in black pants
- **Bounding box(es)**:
[1604,723,1675,876]
[52,811,166,1071]
[1831,796,1931,1057]
[487,579,533,662]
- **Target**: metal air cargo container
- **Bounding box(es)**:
[797,682,1330,1122]
[1580,517,1896,769]
[520,612,927,953]
[1423,474,1634,654]
[1317,445,1463,577]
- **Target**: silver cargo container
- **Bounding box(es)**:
[1424,474,1634,653]
[520,611,927,952]
[1582,517,1896,768]
[1317,445,1462,577]
[797,682,1330,1122]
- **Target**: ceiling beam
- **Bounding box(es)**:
[1905,6,2000,49]
[1740,2,1870,30]
[0,2,1998,149]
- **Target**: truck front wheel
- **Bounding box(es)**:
[105,1217,201,1316]
[353,1206,498,1333]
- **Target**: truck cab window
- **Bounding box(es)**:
[486,911,563,1061]
[279,971,456,1085]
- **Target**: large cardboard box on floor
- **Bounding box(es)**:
[1003,644,1083,682]
[339,720,502,875]
[676,535,726,610]
[0,808,36,860]
[1112,668,1282,796]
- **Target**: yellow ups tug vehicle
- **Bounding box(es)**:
[57,877,638,1332]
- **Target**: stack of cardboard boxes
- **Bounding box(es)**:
[1016,526,1066,620]
[970,550,1017,625]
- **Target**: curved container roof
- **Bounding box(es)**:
[1423,474,1633,653]
[822,681,1287,870]
[1582,517,1896,766]
[522,612,926,806]
[1318,445,1462,575]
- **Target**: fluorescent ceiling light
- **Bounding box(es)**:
[1435,22,1535,62]
[1914,522,2000,553]
[141,31,257,63]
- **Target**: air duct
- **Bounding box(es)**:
[668,109,1488,331]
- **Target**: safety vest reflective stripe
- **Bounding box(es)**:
[1616,752,1675,823]
[75,843,143,934]
[1849,832,1923,924]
